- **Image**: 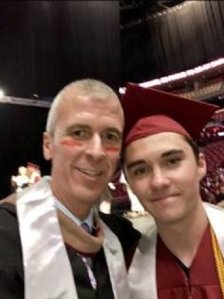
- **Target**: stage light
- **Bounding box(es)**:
[0,89,5,98]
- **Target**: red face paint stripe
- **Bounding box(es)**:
[61,139,82,147]
[104,147,120,152]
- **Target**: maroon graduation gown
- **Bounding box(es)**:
[157,226,223,298]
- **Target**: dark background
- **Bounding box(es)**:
[0,103,49,197]
[0,1,120,98]
[1,1,224,98]
[0,0,224,197]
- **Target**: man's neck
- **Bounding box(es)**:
[58,198,94,221]
[156,202,208,267]
[51,181,94,220]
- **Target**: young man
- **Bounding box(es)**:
[121,83,224,298]
[0,79,140,299]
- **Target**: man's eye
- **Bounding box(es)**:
[104,131,121,143]
[71,129,89,139]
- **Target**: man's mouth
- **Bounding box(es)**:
[151,193,179,202]
[77,167,103,177]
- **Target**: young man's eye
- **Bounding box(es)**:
[131,166,149,177]
[167,157,181,166]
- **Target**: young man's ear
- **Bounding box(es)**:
[198,152,207,180]
[43,132,53,161]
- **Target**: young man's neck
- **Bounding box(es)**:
[156,202,208,268]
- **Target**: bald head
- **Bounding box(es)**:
[46,79,123,136]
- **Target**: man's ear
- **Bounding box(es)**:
[43,132,53,161]
[198,152,207,180]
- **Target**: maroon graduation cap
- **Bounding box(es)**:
[121,83,218,147]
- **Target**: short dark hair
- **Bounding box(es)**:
[182,135,200,160]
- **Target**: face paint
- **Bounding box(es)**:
[104,146,120,152]
[61,138,82,147]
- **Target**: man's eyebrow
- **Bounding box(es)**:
[66,124,89,131]
[126,160,145,170]
[161,149,184,158]
[105,127,122,134]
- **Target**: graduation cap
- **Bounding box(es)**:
[121,83,218,147]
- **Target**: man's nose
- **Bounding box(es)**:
[151,168,170,189]
[85,135,106,161]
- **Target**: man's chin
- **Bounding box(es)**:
[75,188,105,204]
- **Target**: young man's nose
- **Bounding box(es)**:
[151,168,170,189]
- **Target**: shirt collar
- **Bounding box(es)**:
[54,198,94,229]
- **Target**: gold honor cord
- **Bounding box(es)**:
[210,226,224,297]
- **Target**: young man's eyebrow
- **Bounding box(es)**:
[126,150,184,170]
[161,149,184,158]
[126,160,145,170]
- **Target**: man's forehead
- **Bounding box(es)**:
[63,93,121,110]
[57,92,124,130]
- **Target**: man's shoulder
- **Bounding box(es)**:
[0,201,17,223]
[0,201,19,240]
[99,212,140,233]
[0,202,22,267]
[99,212,141,269]
[99,212,141,247]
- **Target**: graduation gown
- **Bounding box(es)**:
[128,203,224,299]
[0,177,140,299]
[157,225,222,298]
